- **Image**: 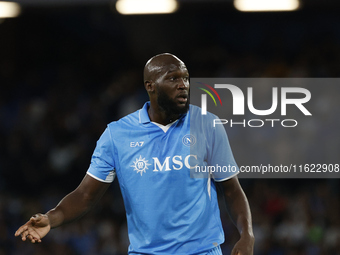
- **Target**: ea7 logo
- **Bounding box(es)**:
[130,141,144,147]
[201,85,312,116]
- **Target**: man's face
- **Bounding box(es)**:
[154,62,190,115]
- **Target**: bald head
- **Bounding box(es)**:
[143,53,187,83]
[143,53,190,123]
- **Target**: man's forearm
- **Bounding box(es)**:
[46,190,92,228]
[223,178,254,238]
[230,188,253,238]
[45,174,110,228]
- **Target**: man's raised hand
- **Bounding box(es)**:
[15,213,51,243]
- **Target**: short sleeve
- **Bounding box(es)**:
[208,118,239,182]
[87,127,116,183]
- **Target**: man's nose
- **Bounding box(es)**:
[178,79,189,89]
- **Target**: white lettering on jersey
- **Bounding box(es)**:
[153,156,171,171]
[130,142,144,147]
[185,154,198,169]
[172,155,183,170]
[152,155,198,172]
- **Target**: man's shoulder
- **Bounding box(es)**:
[189,104,219,119]
[107,108,141,129]
[189,104,200,113]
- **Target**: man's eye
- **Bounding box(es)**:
[183,77,189,82]
[169,77,176,81]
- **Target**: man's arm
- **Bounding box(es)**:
[222,176,254,255]
[15,174,110,243]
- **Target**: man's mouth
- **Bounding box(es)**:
[177,94,188,103]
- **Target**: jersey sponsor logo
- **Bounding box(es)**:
[182,134,196,147]
[131,155,198,175]
[130,155,152,176]
[153,155,197,171]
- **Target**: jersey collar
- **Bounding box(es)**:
[139,102,151,124]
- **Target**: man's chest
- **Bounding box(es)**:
[113,127,206,178]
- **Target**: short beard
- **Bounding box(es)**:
[157,90,189,116]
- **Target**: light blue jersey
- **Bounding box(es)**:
[87,102,239,255]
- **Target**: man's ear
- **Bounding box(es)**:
[145,80,155,93]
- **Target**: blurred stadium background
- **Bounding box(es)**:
[1,0,340,254]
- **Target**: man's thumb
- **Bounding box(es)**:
[30,213,42,223]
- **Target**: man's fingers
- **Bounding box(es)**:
[27,229,41,240]
[21,232,41,242]
[15,225,42,243]
[27,234,34,242]
[15,214,41,236]
[14,229,21,237]
[27,234,40,243]
[15,225,28,236]
[20,230,29,241]
[22,233,39,243]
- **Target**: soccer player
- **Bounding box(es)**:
[15,53,254,255]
